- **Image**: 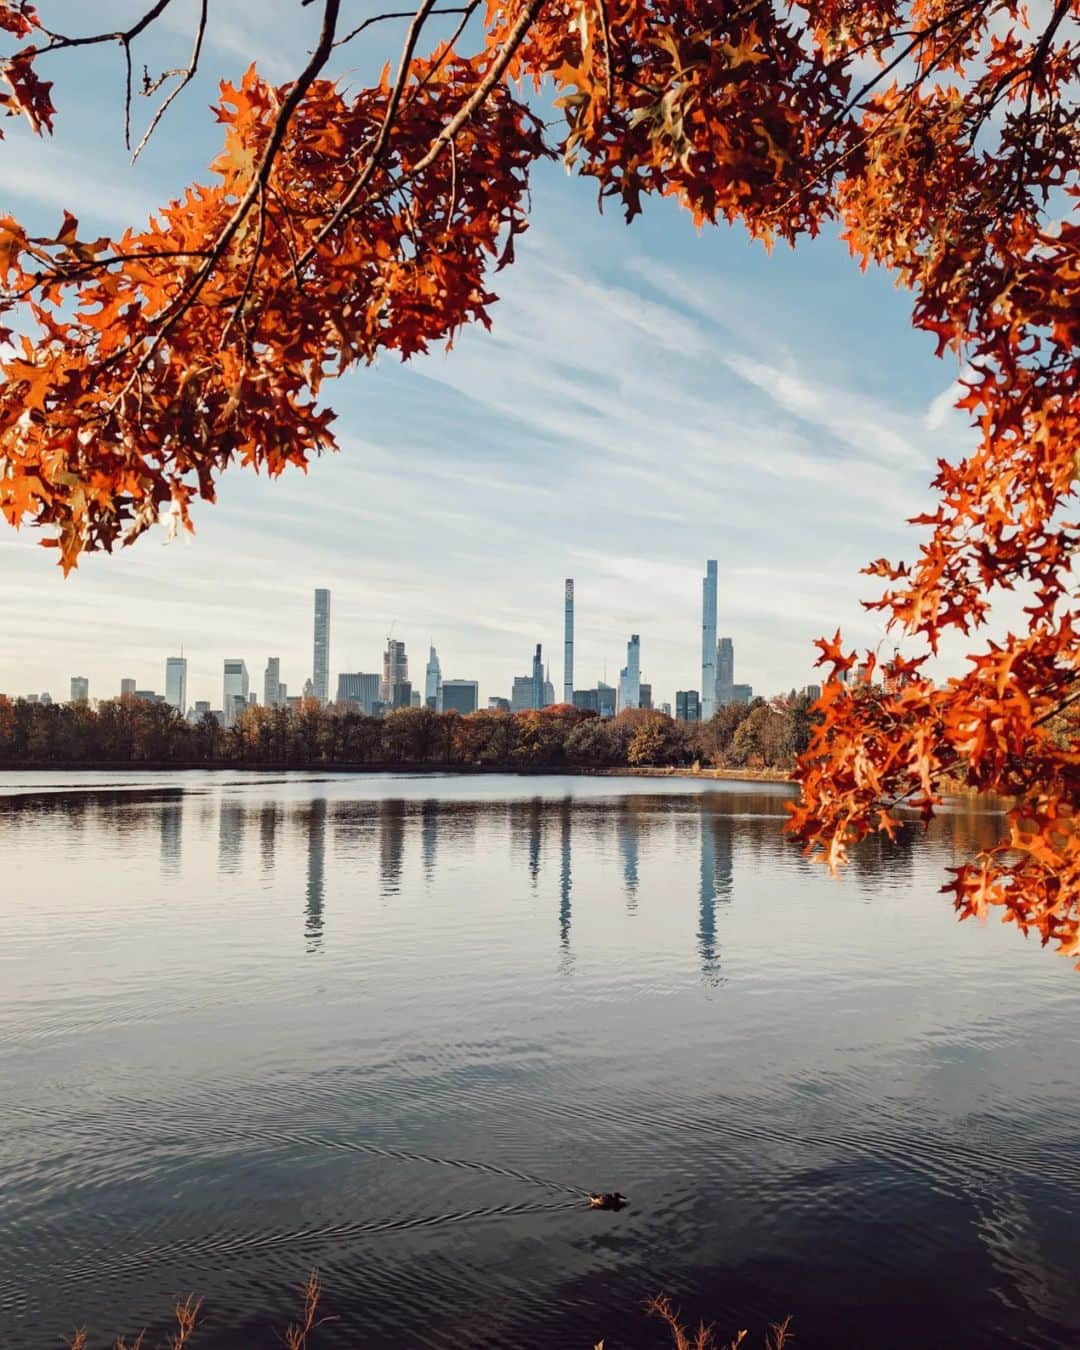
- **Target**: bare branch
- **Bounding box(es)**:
[131,0,208,162]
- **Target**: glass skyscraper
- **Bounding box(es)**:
[701,559,718,721]
[164,656,187,713]
[312,589,331,705]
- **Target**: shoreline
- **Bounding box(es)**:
[0,760,796,785]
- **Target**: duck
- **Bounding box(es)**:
[587,1191,627,1210]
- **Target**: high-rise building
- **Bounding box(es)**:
[542,667,554,709]
[731,683,753,704]
[222,659,249,728]
[573,689,599,714]
[701,560,718,721]
[336,672,380,713]
[410,690,421,708]
[69,676,89,704]
[193,700,210,720]
[717,636,734,708]
[425,646,442,710]
[165,655,187,713]
[597,682,616,718]
[488,696,510,712]
[676,690,701,722]
[531,643,544,711]
[312,589,331,705]
[382,639,408,704]
[264,657,282,708]
[660,701,672,717]
[563,579,574,705]
[618,634,641,712]
[120,678,136,697]
[639,683,653,711]
[442,679,479,715]
[511,675,534,712]
[393,679,413,710]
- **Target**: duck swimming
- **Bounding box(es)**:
[587,1191,627,1210]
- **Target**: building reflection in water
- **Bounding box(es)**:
[259,802,279,875]
[616,800,640,912]
[218,799,245,874]
[421,799,439,885]
[305,796,326,953]
[528,798,542,888]
[698,808,734,985]
[558,797,572,956]
[379,800,406,898]
[159,801,182,874]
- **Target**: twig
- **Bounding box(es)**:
[131,0,208,162]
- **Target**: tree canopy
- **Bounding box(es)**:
[0,1,1076,956]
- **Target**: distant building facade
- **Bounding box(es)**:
[573,689,599,714]
[336,672,380,712]
[716,636,734,708]
[597,682,617,718]
[120,678,136,697]
[676,690,701,722]
[441,680,479,715]
[563,579,574,705]
[488,696,510,712]
[70,676,89,704]
[639,682,653,711]
[531,644,544,711]
[511,675,534,712]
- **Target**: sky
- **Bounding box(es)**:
[0,1,983,710]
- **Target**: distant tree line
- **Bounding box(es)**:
[0,694,817,772]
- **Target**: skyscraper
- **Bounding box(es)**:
[618,634,641,712]
[563,579,574,705]
[676,690,701,722]
[441,679,479,714]
[511,676,534,712]
[120,678,135,697]
[223,659,249,728]
[165,655,187,713]
[425,646,442,710]
[264,657,281,708]
[382,639,408,704]
[701,559,718,721]
[531,643,544,711]
[69,676,89,704]
[312,589,331,705]
[717,636,734,707]
[336,672,380,712]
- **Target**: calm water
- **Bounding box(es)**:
[1,771,1078,1349]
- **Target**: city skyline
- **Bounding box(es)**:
[6,563,796,714]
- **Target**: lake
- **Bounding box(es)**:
[1,771,1078,1349]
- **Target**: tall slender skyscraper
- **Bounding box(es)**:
[264,657,281,708]
[563,579,574,705]
[425,646,442,710]
[531,643,544,711]
[165,655,188,712]
[618,634,641,712]
[701,560,718,721]
[312,588,331,705]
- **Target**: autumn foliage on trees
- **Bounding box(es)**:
[0,2,1076,955]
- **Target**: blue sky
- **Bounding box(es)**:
[0,1,980,709]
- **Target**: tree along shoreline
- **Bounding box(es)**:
[0,697,811,776]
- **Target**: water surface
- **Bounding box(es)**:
[1,771,1077,1348]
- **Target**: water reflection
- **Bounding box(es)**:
[5,776,1078,1350]
[379,800,405,898]
[304,797,326,953]
[698,812,733,986]
[259,803,279,875]
[616,800,640,912]
[558,797,572,959]
[159,801,182,874]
